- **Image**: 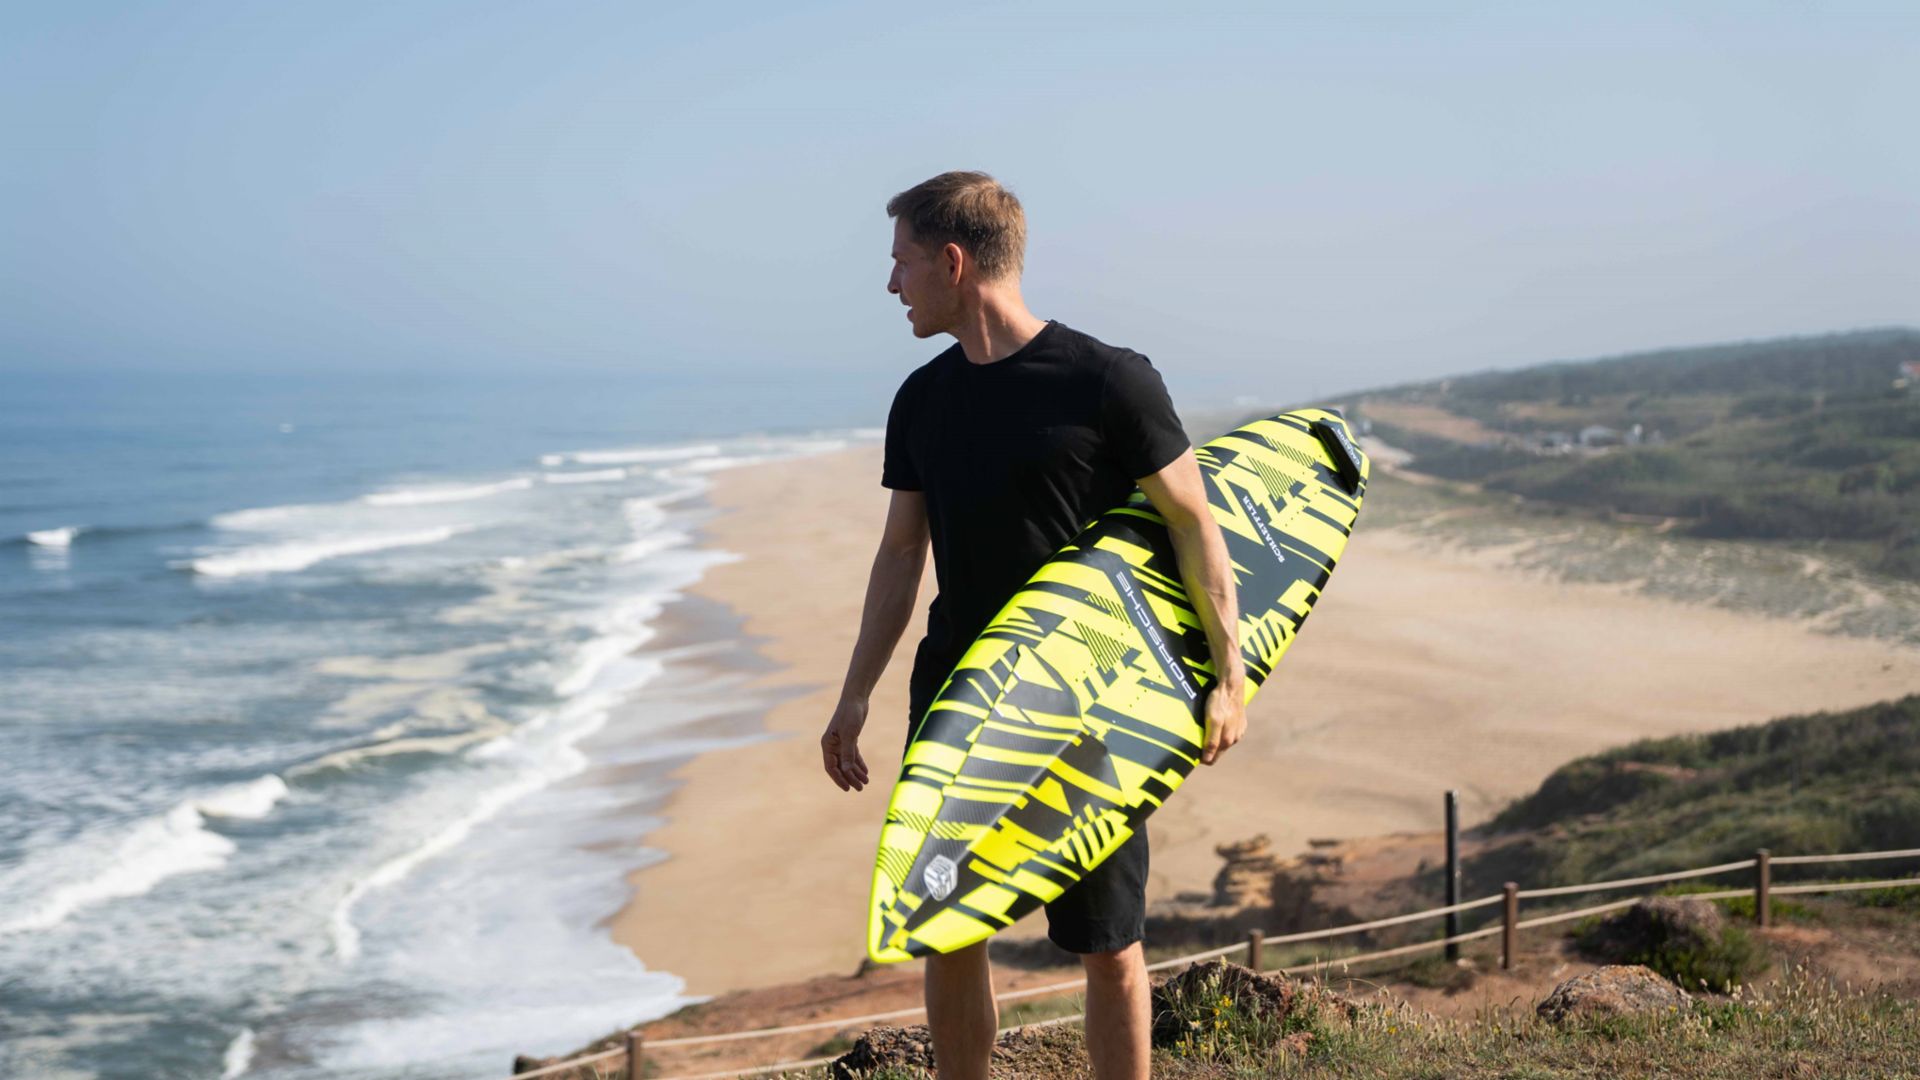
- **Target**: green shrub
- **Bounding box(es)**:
[1576,910,1768,993]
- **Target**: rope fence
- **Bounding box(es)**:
[1771,846,1920,865]
[1515,857,1760,899]
[509,843,1920,1080]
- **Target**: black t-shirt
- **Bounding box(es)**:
[881,319,1191,712]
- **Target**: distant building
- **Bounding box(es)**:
[1579,425,1621,448]
[1899,360,1920,391]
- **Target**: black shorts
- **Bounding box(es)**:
[906,694,1148,955]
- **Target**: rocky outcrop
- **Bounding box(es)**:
[1537,963,1693,1023]
[1212,835,1286,906]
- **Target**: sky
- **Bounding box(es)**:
[3,1,1917,408]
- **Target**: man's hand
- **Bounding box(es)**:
[822,696,871,792]
[1199,682,1246,766]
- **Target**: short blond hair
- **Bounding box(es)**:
[886,171,1027,281]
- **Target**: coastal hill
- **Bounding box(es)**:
[1350,327,1920,581]
[1462,693,1920,898]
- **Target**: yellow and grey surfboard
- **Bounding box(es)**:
[867,407,1369,963]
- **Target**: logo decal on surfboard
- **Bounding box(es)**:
[1236,489,1287,566]
[1098,559,1198,702]
[924,855,958,900]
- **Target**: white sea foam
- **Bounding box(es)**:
[289,725,507,778]
[552,594,672,698]
[327,662,658,962]
[678,453,776,473]
[556,443,722,466]
[638,475,714,510]
[196,774,293,819]
[26,525,82,547]
[0,775,290,935]
[209,503,330,531]
[622,497,667,535]
[541,468,628,485]
[308,436,771,967]
[362,477,534,506]
[615,530,692,564]
[185,526,468,577]
[616,496,700,564]
[219,1026,256,1079]
[668,437,850,475]
[476,545,605,577]
[325,571,685,961]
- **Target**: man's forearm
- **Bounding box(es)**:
[839,545,925,702]
[1167,517,1244,695]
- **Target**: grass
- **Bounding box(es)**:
[1837,881,1920,914]
[1393,953,1478,992]
[998,993,1086,1027]
[780,962,1920,1078]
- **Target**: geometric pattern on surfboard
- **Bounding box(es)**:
[867,407,1369,962]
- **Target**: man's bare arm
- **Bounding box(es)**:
[822,488,930,792]
[1137,449,1247,765]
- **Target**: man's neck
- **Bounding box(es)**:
[951,290,1048,365]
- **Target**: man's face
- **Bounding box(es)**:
[888,218,958,340]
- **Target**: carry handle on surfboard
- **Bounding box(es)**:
[1311,417,1364,495]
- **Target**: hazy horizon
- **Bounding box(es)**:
[5,3,1917,410]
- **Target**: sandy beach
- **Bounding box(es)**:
[609,444,1920,996]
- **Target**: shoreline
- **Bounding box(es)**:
[604,444,938,994]
[604,444,1920,997]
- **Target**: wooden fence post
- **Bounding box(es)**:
[1501,882,1518,970]
[1246,929,1264,972]
[626,1030,645,1079]
[1755,848,1771,929]
[1445,790,1461,961]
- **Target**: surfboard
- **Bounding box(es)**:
[867,407,1370,963]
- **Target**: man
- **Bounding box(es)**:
[820,171,1245,1080]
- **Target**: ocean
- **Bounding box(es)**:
[0,368,883,1080]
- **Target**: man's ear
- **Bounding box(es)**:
[942,242,965,285]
